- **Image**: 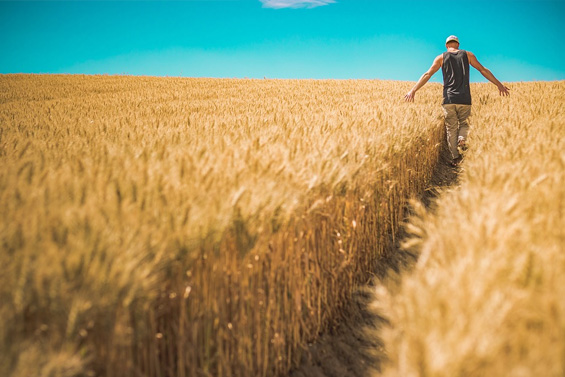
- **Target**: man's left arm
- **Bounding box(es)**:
[404,54,443,102]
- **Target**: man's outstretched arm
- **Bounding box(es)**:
[404,54,443,102]
[467,51,510,96]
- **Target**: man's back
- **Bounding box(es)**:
[442,50,471,105]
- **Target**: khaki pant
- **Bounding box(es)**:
[442,104,471,159]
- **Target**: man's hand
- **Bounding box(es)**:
[404,90,416,102]
[498,84,510,96]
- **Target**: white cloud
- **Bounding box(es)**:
[260,0,336,9]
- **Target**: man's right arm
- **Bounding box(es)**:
[467,51,510,96]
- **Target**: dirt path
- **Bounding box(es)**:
[289,142,459,377]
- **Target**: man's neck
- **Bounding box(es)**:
[447,47,460,52]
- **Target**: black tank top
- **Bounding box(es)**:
[442,50,471,105]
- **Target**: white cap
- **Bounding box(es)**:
[446,35,459,44]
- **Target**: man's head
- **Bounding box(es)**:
[445,35,460,48]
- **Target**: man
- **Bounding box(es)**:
[404,35,510,166]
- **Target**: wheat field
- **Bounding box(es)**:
[2,75,562,377]
[1,75,444,377]
[373,81,565,377]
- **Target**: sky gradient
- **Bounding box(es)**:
[1,0,564,82]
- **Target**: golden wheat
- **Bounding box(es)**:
[373,81,565,377]
[1,75,445,376]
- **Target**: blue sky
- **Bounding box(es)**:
[1,0,564,82]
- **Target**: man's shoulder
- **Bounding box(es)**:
[465,51,479,63]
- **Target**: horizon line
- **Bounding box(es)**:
[1,72,562,84]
